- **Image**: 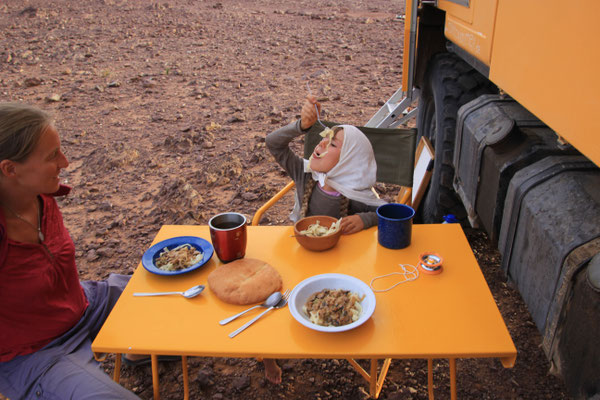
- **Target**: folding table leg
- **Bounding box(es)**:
[93,352,108,362]
[113,353,122,383]
[374,358,392,398]
[427,358,434,400]
[151,354,160,400]
[449,358,457,400]
[182,356,189,400]
[345,358,392,399]
[370,360,378,396]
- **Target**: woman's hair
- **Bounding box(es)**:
[0,103,52,162]
[300,179,350,218]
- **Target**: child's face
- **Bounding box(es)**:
[309,129,344,173]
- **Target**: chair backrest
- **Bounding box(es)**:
[303,121,417,187]
[252,121,422,226]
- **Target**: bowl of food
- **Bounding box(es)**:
[141,236,214,276]
[288,273,376,332]
[293,215,342,251]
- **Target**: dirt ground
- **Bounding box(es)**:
[1,0,571,399]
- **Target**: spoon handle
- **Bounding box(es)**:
[229,306,274,338]
[219,304,261,325]
[133,291,181,297]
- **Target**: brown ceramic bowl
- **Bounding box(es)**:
[293,215,342,252]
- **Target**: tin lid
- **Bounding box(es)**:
[418,252,443,275]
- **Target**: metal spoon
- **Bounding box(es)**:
[306,82,328,129]
[229,289,290,338]
[219,291,282,325]
[133,284,205,299]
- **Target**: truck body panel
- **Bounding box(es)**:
[434,0,600,166]
[490,0,600,166]
[439,0,497,65]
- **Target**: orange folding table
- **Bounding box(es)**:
[92,224,516,399]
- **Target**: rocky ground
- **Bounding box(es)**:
[1,0,570,399]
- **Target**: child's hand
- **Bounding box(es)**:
[300,95,320,130]
[340,215,364,235]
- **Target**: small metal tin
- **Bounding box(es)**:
[418,252,443,275]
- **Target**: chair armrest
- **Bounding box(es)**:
[252,181,296,226]
[396,186,412,206]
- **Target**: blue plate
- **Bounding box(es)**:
[141,236,214,276]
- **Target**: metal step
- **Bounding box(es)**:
[365,0,420,129]
[365,87,419,128]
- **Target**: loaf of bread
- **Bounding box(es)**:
[207,258,282,305]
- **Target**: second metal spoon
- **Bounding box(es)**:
[133,284,205,299]
[219,291,282,325]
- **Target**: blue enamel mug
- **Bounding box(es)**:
[376,203,415,249]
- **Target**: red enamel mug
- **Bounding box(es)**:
[208,212,247,263]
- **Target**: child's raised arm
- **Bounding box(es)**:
[300,95,321,130]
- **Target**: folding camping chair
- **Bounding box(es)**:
[252,121,433,226]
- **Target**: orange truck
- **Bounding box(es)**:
[367,1,600,397]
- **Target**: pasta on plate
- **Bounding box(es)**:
[303,289,365,327]
[155,244,203,271]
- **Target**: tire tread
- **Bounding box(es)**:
[417,52,497,223]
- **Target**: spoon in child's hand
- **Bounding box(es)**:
[306,82,329,129]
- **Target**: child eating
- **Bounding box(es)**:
[266,94,387,234]
[261,95,388,384]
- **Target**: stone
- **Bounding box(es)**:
[231,375,250,391]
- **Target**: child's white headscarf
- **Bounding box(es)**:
[290,124,387,221]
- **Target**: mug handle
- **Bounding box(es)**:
[242,214,252,225]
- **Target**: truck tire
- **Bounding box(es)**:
[416,52,497,223]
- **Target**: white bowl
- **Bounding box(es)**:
[289,273,376,332]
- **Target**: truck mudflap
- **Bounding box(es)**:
[547,240,600,398]
[498,155,600,397]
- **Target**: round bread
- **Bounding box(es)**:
[207,258,282,305]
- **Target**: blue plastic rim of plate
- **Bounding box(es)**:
[141,236,214,276]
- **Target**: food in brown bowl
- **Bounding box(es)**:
[293,215,342,251]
